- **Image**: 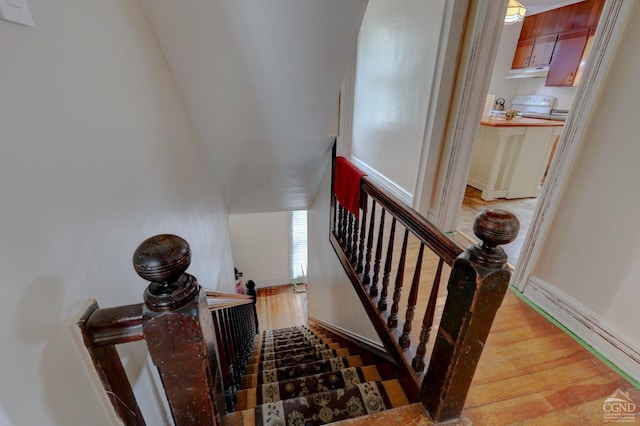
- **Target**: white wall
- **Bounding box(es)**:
[0,1,234,425]
[351,0,447,199]
[487,22,523,107]
[532,0,640,376]
[229,212,291,288]
[307,156,382,345]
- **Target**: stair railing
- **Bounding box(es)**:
[78,234,258,425]
[330,152,519,423]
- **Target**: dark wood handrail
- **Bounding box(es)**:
[205,290,253,300]
[361,178,463,265]
[208,299,253,310]
[83,303,144,346]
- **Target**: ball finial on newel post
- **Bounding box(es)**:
[133,234,198,311]
[422,209,520,422]
[133,234,222,423]
[469,209,520,268]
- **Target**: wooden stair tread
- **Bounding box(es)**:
[328,403,438,425]
[229,324,409,425]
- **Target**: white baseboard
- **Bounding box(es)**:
[524,276,640,382]
[254,277,293,288]
[350,156,413,206]
[309,316,386,354]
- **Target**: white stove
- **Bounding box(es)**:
[491,94,568,121]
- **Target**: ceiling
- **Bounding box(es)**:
[520,0,586,15]
[140,0,367,214]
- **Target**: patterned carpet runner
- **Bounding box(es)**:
[251,326,394,425]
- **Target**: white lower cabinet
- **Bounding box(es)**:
[468,124,563,201]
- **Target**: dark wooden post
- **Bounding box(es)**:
[133,234,224,426]
[422,210,519,423]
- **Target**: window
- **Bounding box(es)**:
[290,210,308,281]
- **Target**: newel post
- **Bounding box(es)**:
[133,235,224,426]
[422,210,519,423]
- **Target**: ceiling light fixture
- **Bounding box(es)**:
[505,0,526,24]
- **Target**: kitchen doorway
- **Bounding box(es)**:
[456,1,602,267]
[433,0,630,290]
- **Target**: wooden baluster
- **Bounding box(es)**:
[386,229,408,324]
[356,194,368,273]
[244,305,254,349]
[231,307,245,376]
[246,280,259,334]
[230,308,241,383]
[335,204,342,243]
[377,218,397,306]
[412,258,444,372]
[134,234,224,425]
[244,305,254,358]
[222,309,238,390]
[370,209,386,297]
[399,243,425,348]
[211,310,235,412]
[362,200,376,284]
[347,213,354,259]
[340,206,348,248]
[422,210,519,423]
[351,215,359,264]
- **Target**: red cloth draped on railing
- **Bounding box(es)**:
[335,156,366,218]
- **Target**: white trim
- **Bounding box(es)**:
[413,0,470,214]
[431,0,508,232]
[512,0,634,290]
[310,317,386,354]
[524,277,640,382]
[350,156,413,205]
[254,277,294,288]
[68,300,125,426]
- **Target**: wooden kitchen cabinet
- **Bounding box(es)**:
[545,29,590,86]
[511,0,603,73]
[529,34,558,67]
[511,35,557,69]
[512,39,534,69]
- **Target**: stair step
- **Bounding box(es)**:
[240,355,365,390]
[235,365,384,410]
[245,348,352,375]
[251,337,342,359]
[328,402,435,425]
[229,379,408,425]
[249,344,344,365]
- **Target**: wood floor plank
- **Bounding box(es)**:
[466,358,616,407]
[471,344,590,386]
[464,372,631,425]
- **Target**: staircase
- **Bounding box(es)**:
[225,324,413,425]
[77,166,518,425]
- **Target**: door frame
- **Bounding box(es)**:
[432,0,633,291]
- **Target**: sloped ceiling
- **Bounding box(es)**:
[141,0,367,213]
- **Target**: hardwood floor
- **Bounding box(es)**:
[256,284,308,330]
[458,185,537,266]
[255,277,639,424]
